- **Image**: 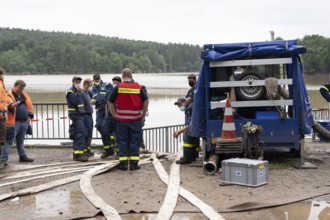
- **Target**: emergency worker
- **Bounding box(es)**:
[112,76,122,84]
[1,80,34,165]
[91,74,114,154]
[108,68,149,170]
[81,78,94,157]
[99,75,121,158]
[66,76,88,162]
[173,97,199,164]
[186,73,197,103]
[0,68,7,159]
[320,82,330,102]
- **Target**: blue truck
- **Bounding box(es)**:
[190,40,314,168]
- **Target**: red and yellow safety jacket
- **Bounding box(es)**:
[115,82,143,122]
[0,80,7,115]
[6,89,34,126]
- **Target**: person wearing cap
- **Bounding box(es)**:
[320,81,330,102]
[1,80,34,166]
[173,97,199,164]
[186,73,197,103]
[91,74,114,157]
[108,68,149,170]
[66,76,88,162]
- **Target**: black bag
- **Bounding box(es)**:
[26,124,33,136]
[69,124,75,140]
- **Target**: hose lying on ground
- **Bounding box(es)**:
[312,119,330,141]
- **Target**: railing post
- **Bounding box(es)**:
[165,127,169,152]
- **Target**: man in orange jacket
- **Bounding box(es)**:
[1,80,34,166]
[0,67,7,161]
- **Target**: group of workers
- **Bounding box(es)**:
[66,68,149,171]
[0,67,35,167]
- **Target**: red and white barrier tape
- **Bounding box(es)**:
[30,116,68,122]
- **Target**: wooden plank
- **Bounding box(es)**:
[151,153,225,220]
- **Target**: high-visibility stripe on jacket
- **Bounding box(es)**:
[0,80,7,114]
[6,89,34,126]
[115,82,143,122]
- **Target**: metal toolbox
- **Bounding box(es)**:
[221,158,268,187]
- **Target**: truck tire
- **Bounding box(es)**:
[235,72,266,101]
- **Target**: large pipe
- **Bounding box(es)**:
[203,154,219,175]
[312,119,330,140]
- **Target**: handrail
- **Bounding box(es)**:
[28,102,185,153]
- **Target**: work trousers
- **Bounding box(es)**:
[182,130,199,160]
[71,116,85,155]
[101,115,117,150]
[116,120,142,164]
[1,122,28,161]
[83,114,93,150]
[95,110,105,132]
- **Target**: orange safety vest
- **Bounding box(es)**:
[115,82,143,122]
[6,89,34,126]
[0,80,6,113]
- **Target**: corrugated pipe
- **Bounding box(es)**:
[312,119,330,140]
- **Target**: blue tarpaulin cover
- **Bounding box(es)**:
[190,40,313,137]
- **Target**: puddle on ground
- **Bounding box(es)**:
[272,200,330,220]
[35,190,70,217]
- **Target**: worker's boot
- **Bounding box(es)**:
[176,146,194,165]
[129,161,140,170]
[101,148,114,159]
[176,157,193,165]
[119,161,128,171]
[73,154,88,162]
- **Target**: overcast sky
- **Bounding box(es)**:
[1,0,329,45]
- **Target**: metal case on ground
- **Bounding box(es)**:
[221,158,268,187]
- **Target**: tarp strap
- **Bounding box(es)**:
[285,41,289,53]
[248,43,252,56]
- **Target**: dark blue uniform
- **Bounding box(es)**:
[66,86,85,158]
[91,81,113,149]
[100,85,117,158]
[81,90,94,155]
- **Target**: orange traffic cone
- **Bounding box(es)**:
[220,98,237,139]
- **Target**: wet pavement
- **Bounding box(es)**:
[1,143,330,219]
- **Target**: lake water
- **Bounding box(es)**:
[4,73,330,129]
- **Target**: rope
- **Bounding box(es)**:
[264,77,285,118]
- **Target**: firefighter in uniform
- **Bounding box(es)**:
[66,76,88,162]
[108,68,149,170]
[320,82,330,102]
[173,97,199,164]
[91,74,115,158]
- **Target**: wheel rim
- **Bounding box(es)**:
[239,75,263,98]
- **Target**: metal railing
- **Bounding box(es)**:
[312,108,329,120]
[29,102,184,153]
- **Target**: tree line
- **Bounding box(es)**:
[0,28,201,74]
[0,28,329,75]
